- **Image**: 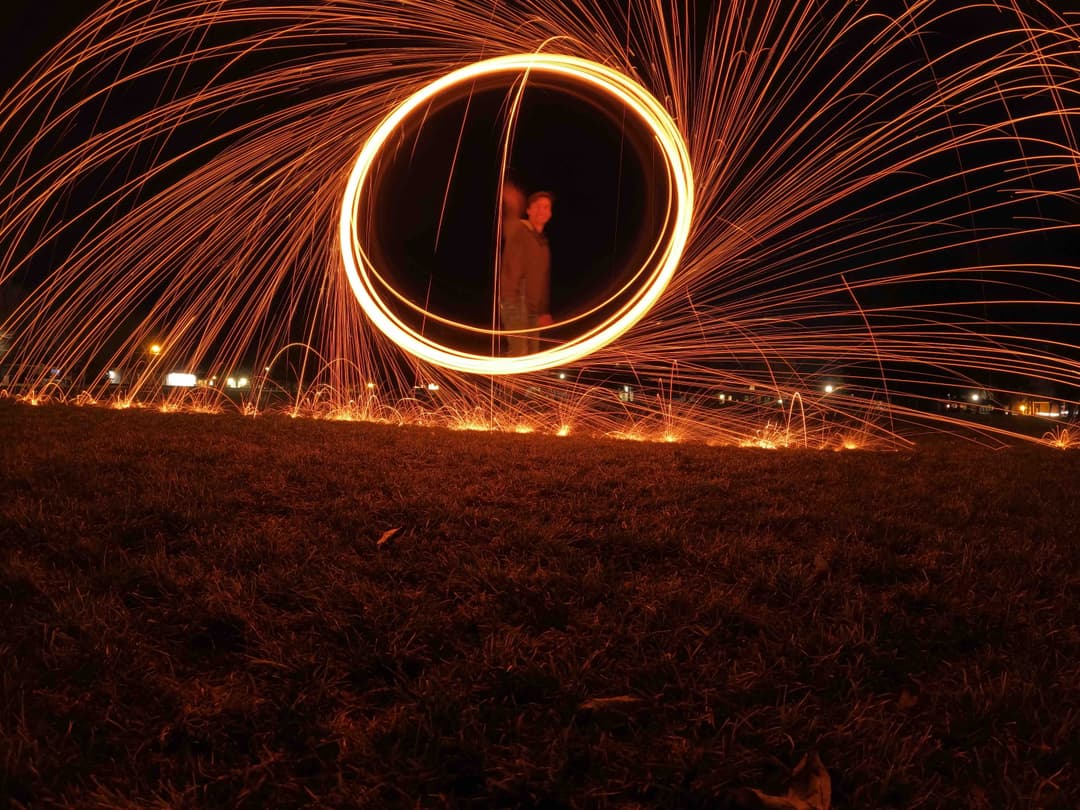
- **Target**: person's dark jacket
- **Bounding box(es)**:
[500,219,550,317]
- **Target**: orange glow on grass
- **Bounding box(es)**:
[454,420,492,432]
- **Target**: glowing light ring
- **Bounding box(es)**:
[340,53,694,375]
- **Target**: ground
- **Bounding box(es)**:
[0,401,1077,808]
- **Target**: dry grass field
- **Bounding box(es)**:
[1,401,1077,808]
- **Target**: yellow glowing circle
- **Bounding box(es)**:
[340,53,694,374]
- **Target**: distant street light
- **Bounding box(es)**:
[149,344,162,356]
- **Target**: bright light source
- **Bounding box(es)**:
[149,344,162,355]
[1019,404,1028,413]
[226,377,237,388]
[558,372,566,380]
[264,366,271,372]
[971,394,980,402]
[107,369,122,384]
[427,383,440,391]
[164,372,197,387]
[340,53,694,375]
[366,381,376,390]
[623,385,631,392]
[824,384,834,394]
[238,377,248,388]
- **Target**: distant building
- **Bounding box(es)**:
[1005,396,1071,418]
[942,390,996,414]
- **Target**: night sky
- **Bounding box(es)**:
[0,1,672,354]
[2,2,1077,388]
[0,3,80,82]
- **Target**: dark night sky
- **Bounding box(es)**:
[0,0,675,354]
[0,3,80,82]
[2,2,1077,387]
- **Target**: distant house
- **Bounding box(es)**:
[1005,395,1071,418]
[1029,400,1069,418]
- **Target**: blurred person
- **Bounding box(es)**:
[500,180,526,226]
[498,181,528,356]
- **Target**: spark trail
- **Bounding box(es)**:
[0,1,1078,448]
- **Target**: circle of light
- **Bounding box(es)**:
[340,53,694,375]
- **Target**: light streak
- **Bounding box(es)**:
[340,53,694,375]
[0,2,1076,448]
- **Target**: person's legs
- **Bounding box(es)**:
[500,300,529,357]
[524,314,541,356]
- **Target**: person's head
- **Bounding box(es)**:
[526,191,554,231]
[501,181,525,224]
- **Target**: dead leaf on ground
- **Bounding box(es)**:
[898,688,919,710]
[731,751,831,810]
[812,553,830,579]
[376,528,401,547]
